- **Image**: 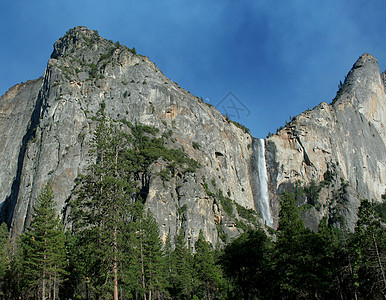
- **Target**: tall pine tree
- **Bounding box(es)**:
[221,228,273,300]
[274,192,329,299]
[170,229,194,299]
[137,210,169,300]
[70,117,136,299]
[20,184,67,300]
[350,199,386,299]
[193,230,224,300]
[0,223,9,298]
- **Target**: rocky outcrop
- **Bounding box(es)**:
[266,53,385,230]
[0,27,384,244]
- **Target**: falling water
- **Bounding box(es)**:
[253,138,273,227]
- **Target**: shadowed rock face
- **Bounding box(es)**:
[0,27,384,243]
[0,78,43,224]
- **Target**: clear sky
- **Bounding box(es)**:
[0,1,385,138]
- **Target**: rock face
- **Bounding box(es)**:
[0,78,43,223]
[0,27,255,246]
[0,27,385,244]
[266,53,386,230]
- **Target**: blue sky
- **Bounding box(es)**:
[0,1,385,138]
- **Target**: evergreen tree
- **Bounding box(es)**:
[115,202,143,299]
[1,235,24,300]
[138,210,169,299]
[59,231,82,300]
[221,228,273,299]
[273,192,307,298]
[193,230,224,300]
[273,192,332,299]
[0,223,9,297]
[316,218,349,299]
[70,118,136,299]
[170,229,193,299]
[70,116,199,298]
[350,199,386,299]
[20,184,67,300]
[121,222,142,299]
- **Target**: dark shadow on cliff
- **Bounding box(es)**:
[0,78,46,230]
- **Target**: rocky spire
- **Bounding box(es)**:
[334,53,383,105]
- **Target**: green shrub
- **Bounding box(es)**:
[219,192,233,217]
[192,142,200,150]
[88,63,99,79]
[322,169,335,186]
[158,169,172,181]
[211,178,217,188]
[375,202,386,223]
[216,224,228,243]
[235,202,257,224]
[235,219,249,232]
[304,180,321,205]
[230,120,250,134]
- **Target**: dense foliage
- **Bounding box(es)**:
[0,118,384,299]
[1,193,385,299]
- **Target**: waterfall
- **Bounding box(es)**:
[252,138,273,227]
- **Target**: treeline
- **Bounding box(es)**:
[0,113,385,299]
[0,183,223,299]
[1,189,385,299]
[220,193,386,300]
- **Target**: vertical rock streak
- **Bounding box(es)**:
[255,139,273,227]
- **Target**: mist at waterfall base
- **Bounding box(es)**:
[251,138,274,228]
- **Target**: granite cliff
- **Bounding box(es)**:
[0,27,384,244]
[266,53,385,231]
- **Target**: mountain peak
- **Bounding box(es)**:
[352,53,378,68]
[69,25,93,33]
[333,53,382,105]
[343,53,381,92]
[50,26,104,59]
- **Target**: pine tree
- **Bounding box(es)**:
[138,210,169,299]
[316,217,349,299]
[193,230,224,300]
[70,114,199,298]
[20,184,67,300]
[221,228,273,299]
[70,117,137,299]
[350,199,386,299]
[170,229,193,299]
[274,192,327,299]
[1,234,25,299]
[121,222,142,299]
[0,223,9,297]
